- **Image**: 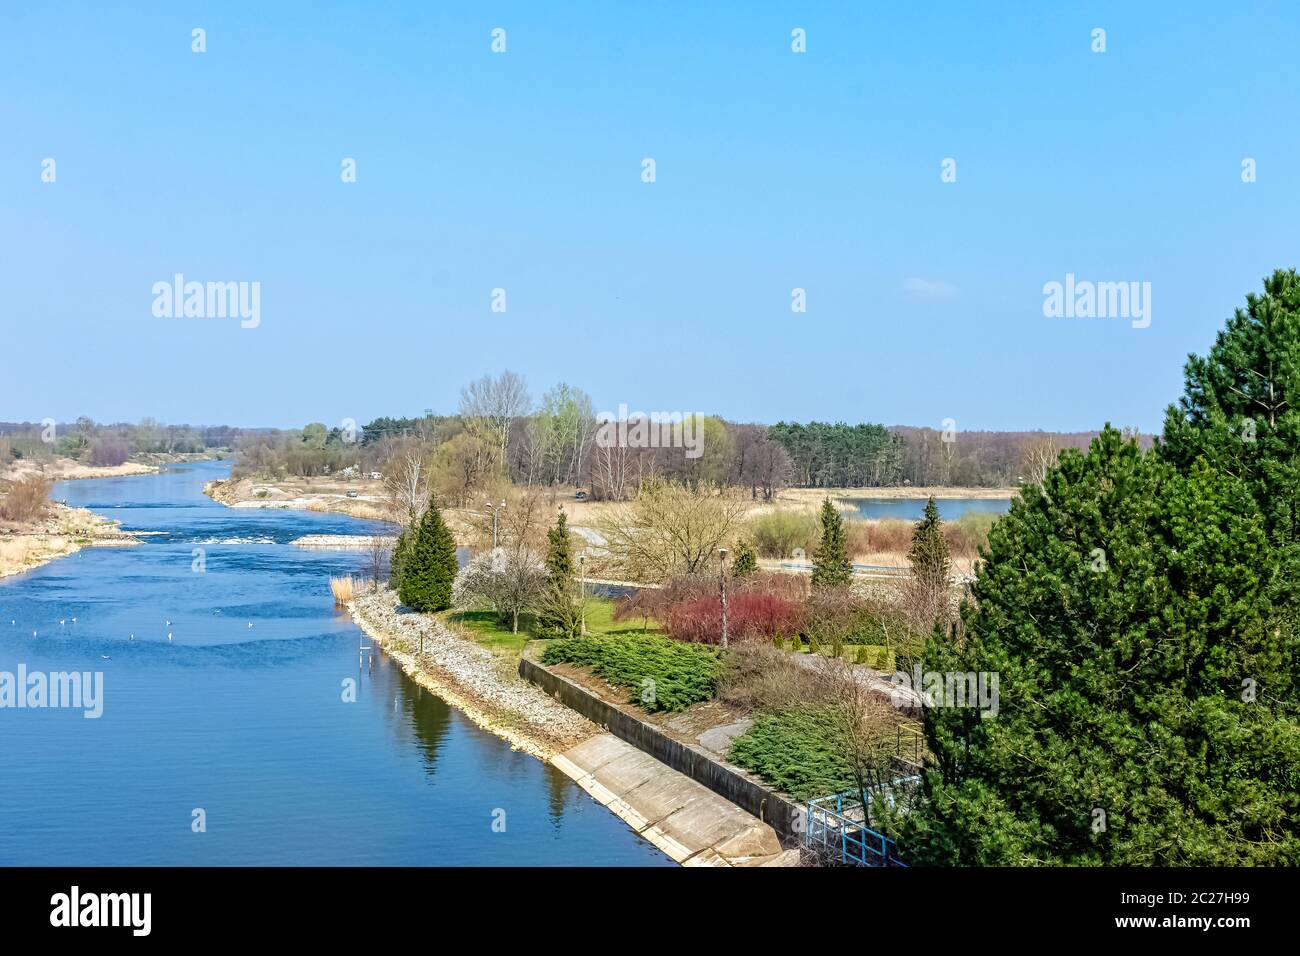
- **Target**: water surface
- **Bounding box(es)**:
[841,497,1012,522]
[0,461,669,866]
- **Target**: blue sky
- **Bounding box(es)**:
[3,2,1299,432]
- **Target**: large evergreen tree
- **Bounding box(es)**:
[1160,268,1300,581]
[901,429,1300,865]
[388,530,409,590]
[398,494,459,612]
[811,498,852,589]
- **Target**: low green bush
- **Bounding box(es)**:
[540,633,721,712]
[747,510,820,558]
[728,705,854,801]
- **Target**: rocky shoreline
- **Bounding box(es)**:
[347,589,596,759]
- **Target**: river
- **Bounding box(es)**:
[0,461,669,866]
[840,497,1012,521]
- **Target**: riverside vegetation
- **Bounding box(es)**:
[365,271,1300,866]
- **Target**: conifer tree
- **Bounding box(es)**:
[388,531,409,590]
[545,510,574,587]
[811,498,852,589]
[398,494,458,612]
[901,429,1299,865]
[732,539,758,577]
[1161,268,1300,578]
[907,497,949,590]
[536,510,581,638]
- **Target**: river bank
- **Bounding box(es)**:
[2,451,226,485]
[348,588,596,758]
[0,502,142,579]
[347,587,792,865]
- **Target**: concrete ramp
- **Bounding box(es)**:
[553,734,797,867]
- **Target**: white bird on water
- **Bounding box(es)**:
[168,633,173,641]
[71,617,77,623]
[130,634,134,640]
[248,622,254,629]
[165,619,171,626]
[59,619,66,626]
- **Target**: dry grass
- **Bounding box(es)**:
[0,476,52,523]
[329,575,357,604]
[0,503,140,578]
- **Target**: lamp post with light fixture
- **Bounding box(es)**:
[718,547,729,649]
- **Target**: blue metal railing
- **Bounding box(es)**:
[804,780,918,867]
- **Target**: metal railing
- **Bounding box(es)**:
[804,778,919,867]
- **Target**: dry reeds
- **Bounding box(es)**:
[329,575,356,605]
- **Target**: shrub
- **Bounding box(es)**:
[664,592,802,645]
[89,437,132,467]
[0,476,51,523]
[845,518,913,557]
[732,539,758,576]
[748,510,819,558]
[729,705,857,801]
[943,511,999,558]
[718,643,826,712]
[540,632,721,712]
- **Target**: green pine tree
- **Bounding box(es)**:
[398,494,459,612]
[732,539,758,577]
[900,428,1299,865]
[1161,268,1300,583]
[537,510,581,638]
[545,510,574,586]
[388,530,409,590]
[811,498,852,590]
[907,497,949,589]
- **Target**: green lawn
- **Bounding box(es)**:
[443,596,665,658]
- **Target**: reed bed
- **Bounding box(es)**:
[329,575,356,605]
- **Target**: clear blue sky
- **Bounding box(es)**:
[3,2,1299,432]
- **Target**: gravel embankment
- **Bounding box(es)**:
[349,589,596,757]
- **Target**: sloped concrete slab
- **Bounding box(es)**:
[563,733,631,774]
[552,733,794,866]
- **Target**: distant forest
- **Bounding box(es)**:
[1,399,1148,494]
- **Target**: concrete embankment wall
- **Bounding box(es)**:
[519,655,804,840]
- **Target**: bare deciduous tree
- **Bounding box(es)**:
[384,443,431,530]
[458,370,531,469]
[597,478,749,582]
[452,547,547,634]
[1019,435,1060,487]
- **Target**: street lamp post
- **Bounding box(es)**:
[485,499,507,548]
[718,547,729,649]
[578,554,587,636]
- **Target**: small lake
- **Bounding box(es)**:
[0,461,669,865]
[840,497,1012,522]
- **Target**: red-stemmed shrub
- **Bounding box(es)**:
[664,592,802,645]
